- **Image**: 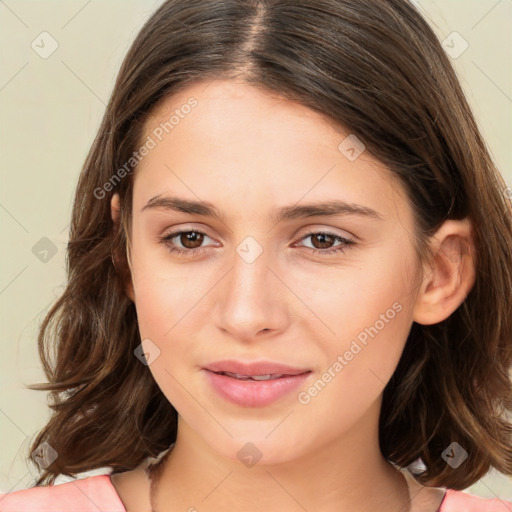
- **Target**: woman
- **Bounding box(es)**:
[1,0,511,510]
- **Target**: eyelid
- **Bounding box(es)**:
[296,224,356,239]
[296,229,354,242]
[160,223,215,239]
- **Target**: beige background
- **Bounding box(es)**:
[1,0,511,500]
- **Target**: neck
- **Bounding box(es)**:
[149,402,411,512]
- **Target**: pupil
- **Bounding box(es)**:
[313,233,333,249]
[182,231,203,248]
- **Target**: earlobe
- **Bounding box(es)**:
[413,218,476,325]
[110,193,136,303]
[124,280,136,303]
[111,193,121,223]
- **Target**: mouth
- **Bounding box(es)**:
[203,359,311,378]
[202,362,312,407]
[209,371,300,381]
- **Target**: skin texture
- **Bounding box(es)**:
[110,78,475,511]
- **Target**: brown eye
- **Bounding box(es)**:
[176,231,204,249]
[159,229,214,257]
[309,233,337,249]
[297,231,356,256]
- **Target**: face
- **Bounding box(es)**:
[123,78,423,464]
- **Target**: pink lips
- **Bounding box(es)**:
[202,359,311,407]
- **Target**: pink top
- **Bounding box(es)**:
[1,473,511,511]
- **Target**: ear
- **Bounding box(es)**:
[413,218,476,325]
[111,193,135,302]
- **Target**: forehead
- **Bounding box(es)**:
[134,78,411,225]
[143,78,343,147]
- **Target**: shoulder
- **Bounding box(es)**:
[440,488,512,512]
[0,474,126,512]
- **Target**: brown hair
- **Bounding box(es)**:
[27,0,512,489]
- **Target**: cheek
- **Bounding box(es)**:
[295,300,413,441]
[305,247,417,405]
[132,278,179,339]
[300,240,416,348]
[130,272,197,411]
[129,240,204,338]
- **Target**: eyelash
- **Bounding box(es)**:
[158,229,356,257]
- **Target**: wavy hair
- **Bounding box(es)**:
[27,0,512,489]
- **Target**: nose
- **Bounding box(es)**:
[211,247,290,342]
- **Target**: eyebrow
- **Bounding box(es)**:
[141,195,384,223]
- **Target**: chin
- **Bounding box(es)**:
[201,430,307,468]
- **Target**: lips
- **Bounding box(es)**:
[203,359,310,378]
[214,371,286,381]
[202,360,312,407]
